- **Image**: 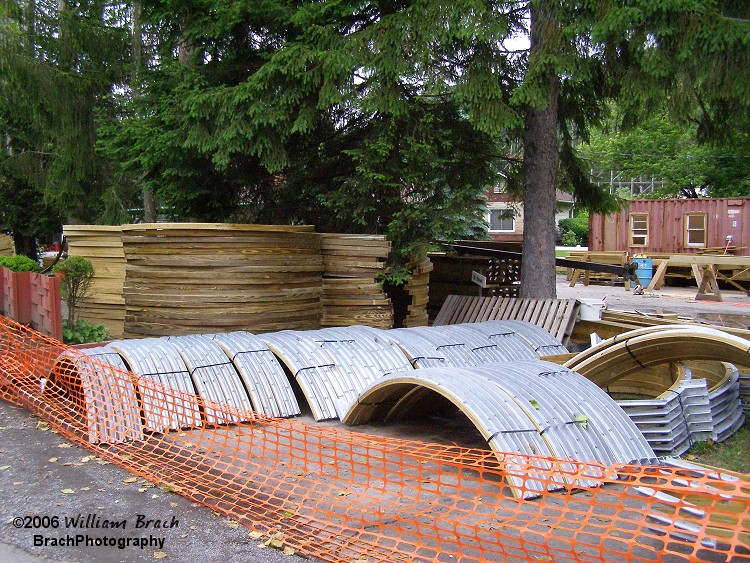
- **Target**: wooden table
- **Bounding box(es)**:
[646,255,750,301]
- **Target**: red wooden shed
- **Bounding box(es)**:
[589,197,750,256]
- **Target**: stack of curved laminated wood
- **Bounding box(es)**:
[63,225,126,339]
[121,224,323,337]
[402,258,432,327]
[319,233,392,328]
[0,234,14,255]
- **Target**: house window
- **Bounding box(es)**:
[630,213,648,246]
[489,208,515,232]
[685,213,706,247]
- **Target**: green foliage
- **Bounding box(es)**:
[53,256,95,324]
[582,113,750,199]
[560,230,578,247]
[558,211,589,246]
[0,254,41,272]
[62,319,109,345]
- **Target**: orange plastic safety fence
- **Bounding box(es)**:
[1,316,748,563]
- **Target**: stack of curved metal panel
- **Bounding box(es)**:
[53,347,143,444]
[428,323,541,363]
[386,326,486,367]
[566,326,748,453]
[615,368,712,457]
[261,330,343,420]
[166,335,254,425]
[343,360,656,499]
[706,363,745,443]
[262,326,414,420]
[210,331,300,418]
[462,320,570,357]
[741,369,750,413]
[382,320,557,369]
[107,338,202,432]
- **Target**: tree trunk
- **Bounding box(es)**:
[519,3,560,299]
[131,1,156,222]
[13,233,37,261]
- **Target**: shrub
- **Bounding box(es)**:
[558,211,589,246]
[0,255,41,272]
[560,230,578,247]
[53,256,95,323]
[62,319,109,345]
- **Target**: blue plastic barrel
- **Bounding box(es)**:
[633,257,653,287]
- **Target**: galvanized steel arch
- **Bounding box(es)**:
[564,325,750,388]
[261,330,342,420]
[107,338,202,432]
[262,327,414,420]
[343,360,656,497]
[429,323,544,363]
[51,347,143,444]
[381,328,462,368]
[210,331,300,418]
[166,335,255,425]
[466,320,569,356]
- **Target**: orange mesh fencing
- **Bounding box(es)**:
[1,316,748,563]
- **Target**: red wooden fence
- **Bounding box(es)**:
[0,268,63,341]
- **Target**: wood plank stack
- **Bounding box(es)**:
[63,225,126,338]
[433,295,579,346]
[319,234,393,328]
[0,234,14,255]
[402,258,432,327]
[122,224,323,337]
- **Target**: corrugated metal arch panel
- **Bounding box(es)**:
[469,320,569,356]
[564,325,750,388]
[406,326,491,364]
[54,348,143,444]
[428,324,539,363]
[381,328,458,368]
[317,326,414,377]
[261,330,341,420]
[476,362,655,465]
[706,363,745,442]
[107,339,202,432]
[342,366,563,498]
[210,331,300,418]
[166,335,254,425]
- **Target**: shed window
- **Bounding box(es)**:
[489,208,515,232]
[685,213,706,247]
[630,213,648,246]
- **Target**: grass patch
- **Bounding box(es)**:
[684,418,750,474]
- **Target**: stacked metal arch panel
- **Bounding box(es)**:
[166,335,254,425]
[740,369,750,413]
[459,320,570,357]
[706,363,746,443]
[107,338,202,432]
[615,374,713,457]
[210,331,300,418]
[262,326,414,420]
[53,347,143,444]
[343,360,656,499]
[565,326,748,454]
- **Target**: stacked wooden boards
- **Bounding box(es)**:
[387,258,433,327]
[122,224,323,337]
[319,234,393,328]
[432,295,579,346]
[63,225,126,338]
[0,234,14,255]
